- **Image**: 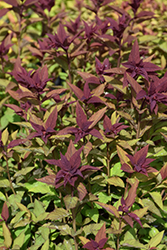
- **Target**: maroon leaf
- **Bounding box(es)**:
[76,101,87,128]
[160,164,167,180]
[45,106,57,130]
[125,180,139,208]
[1,202,9,222]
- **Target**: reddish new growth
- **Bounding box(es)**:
[83,224,110,250]
[45,141,100,188]
[121,145,157,176]
[122,40,161,87]
[58,102,103,143]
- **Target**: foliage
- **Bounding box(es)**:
[0,0,167,249]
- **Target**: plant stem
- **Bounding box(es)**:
[5,154,16,195]
[66,51,72,84]
[134,99,146,154]
[107,143,111,196]
[72,208,78,250]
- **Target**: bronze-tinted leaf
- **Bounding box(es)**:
[95,202,119,218]
[77,182,87,201]
[88,107,107,129]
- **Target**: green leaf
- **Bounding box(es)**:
[107,176,124,188]
[11,211,26,225]
[0,191,6,201]
[150,192,163,210]
[142,199,162,217]
[1,128,8,146]
[85,208,99,223]
[12,230,25,249]
[46,208,69,221]
[149,227,159,238]
[110,162,124,177]
[0,178,10,188]
[63,238,75,250]
[24,181,55,194]
[98,192,111,204]
[41,239,49,250]
[39,227,50,241]
[14,167,35,177]
[159,42,167,53]
[121,239,146,249]
[33,199,45,217]
[83,223,104,237]
[117,145,129,165]
[3,222,12,248]
[148,230,164,248]
[64,195,79,210]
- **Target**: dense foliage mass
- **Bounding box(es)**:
[0,0,167,249]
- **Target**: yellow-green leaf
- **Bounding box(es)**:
[1,128,8,145]
[46,208,69,221]
[148,230,164,248]
[12,230,25,249]
[3,222,12,248]
[132,207,148,218]
[41,239,49,250]
[116,145,129,164]
[150,192,163,210]
[107,177,124,188]
[142,199,162,217]
[64,195,78,210]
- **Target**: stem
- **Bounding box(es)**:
[117,39,122,67]
[66,51,72,84]
[107,143,111,196]
[134,99,146,154]
[71,208,78,250]
[116,218,122,250]
[5,154,16,195]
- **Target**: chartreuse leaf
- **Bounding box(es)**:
[41,239,49,250]
[0,178,10,188]
[121,239,146,249]
[12,230,25,249]
[148,230,164,248]
[107,176,124,188]
[14,167,35,177]
[63,238,75,250]
[16,203,31,219]
[116,145,129,165]
[33,199,45,217]
[83,223,103,237]
[39,227,49,241]
[110,162,124,177]
[98,192,111,204]
[24,181,55,194]
[132,207,148,218]
[142,199,162,217]
[46,208,69,221]
[150,192,163,210]
[0,191,6,201]
[79,236,89,245]
[3,222,12,248]
[63,195,79,210]
[44,223,72,236]
[85,208,99,223]
[11,211,26,225]
[1,128,8,145]
[149,227,159,238]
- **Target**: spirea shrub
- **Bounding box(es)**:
[0,0,167,249]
